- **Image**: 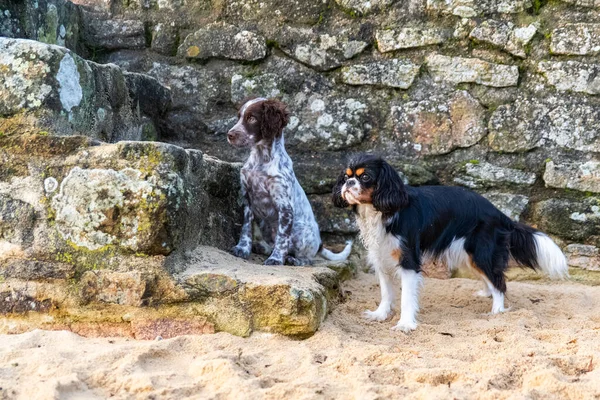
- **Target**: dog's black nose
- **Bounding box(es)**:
[346,178,357,187]
[227,131,235,141]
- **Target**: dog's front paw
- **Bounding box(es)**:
[264,256,284,265]
[391,319,418,333]
[231,245,251,259]
[363,308,391,322]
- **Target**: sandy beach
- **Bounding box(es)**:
[1,273,599,399]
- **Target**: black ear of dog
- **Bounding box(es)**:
[260,99,290,140]
[332,170,349,208]
[372,160,408,216]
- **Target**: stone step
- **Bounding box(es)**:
[0,246,352,339]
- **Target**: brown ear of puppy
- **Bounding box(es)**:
[260,99,290,140]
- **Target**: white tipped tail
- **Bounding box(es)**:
[534,233,569,279]
[320,240,353,261]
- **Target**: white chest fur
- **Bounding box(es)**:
[356,205,402,272]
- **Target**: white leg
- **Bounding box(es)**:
[392,269,422,332]
[363,269,395,321]
[483,279,508,314]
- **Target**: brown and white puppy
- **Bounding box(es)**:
[228,97,352,265]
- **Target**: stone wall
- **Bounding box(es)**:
[2,0,600,273]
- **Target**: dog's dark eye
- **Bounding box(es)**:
[361,174,371,182]
[248,116,257,124]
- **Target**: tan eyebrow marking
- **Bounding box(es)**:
[355,168,365,177]
[345,168,353,176]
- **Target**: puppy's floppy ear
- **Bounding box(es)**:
[260,99,290,140]
[332,170,349,208]
[372,160,408,215]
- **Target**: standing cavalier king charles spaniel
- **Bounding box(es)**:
[333,155,568,332]
[228,97,352,265]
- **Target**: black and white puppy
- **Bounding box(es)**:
[228,97,352,265]
[333,155,568,332]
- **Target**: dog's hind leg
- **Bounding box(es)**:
[465,229,510,314]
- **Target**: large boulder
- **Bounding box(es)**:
[0,38,171,142]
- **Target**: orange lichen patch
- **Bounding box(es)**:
[355,168,365,177]
[345,168,353,176]
[391,248,402,261]
[187,46,201,57]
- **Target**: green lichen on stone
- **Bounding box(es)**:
[54,240,120,277]
[37,4,59,45]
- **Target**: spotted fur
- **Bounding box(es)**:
[228,98,352,266]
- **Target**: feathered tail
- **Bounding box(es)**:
[319,240,353,261]
[509,223,569,279]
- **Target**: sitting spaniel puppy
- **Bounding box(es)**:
[333,155,568,332]
[227,97,352,265]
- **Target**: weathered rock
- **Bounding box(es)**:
[276,26,369,71]
[565,244,600,271]
[123,72,172,122]
[79,270,148,306]
[82,13,146,50]
[0,195,36,251]
[454,161,536,189]
[223,0,328,25]
[231,73,282,102]
[426,54,519,87]
[544,160,600,193]
[309,194,358,234]
[560,0,600,7]
[427,0,532,17]
[146,61,231,144]
[151,23,178,56]
[0,259,75,280]
[0,38,170,142]
[469,20,536,58]
[335,0,395,15]
[291,95,370,151]
[341,60,421,89]
[537,61,600,95]
[482,192,529,221]
[51,166,176,253]
[176,246,341,337]
[550,23,600,55]
[0,7,21,38]
[533,198,600,242]
[1,0,83,53]
[179,22,267,61]
[376,27,450,52]
[487,97,547,152]
[488,95,600,153]
[388,90,487,155]
[0,138,242,270]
